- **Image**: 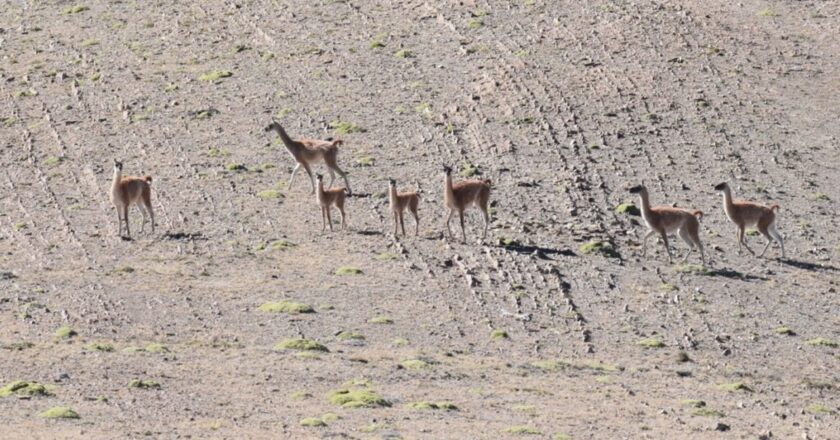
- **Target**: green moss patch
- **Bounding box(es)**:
[300,417,326,427]
[638,338,665,348]
[400,359,429,370]
[145,343,169,353]
[328,120,365,135]
[392,337,409,346]
[336,331,365,341]
[676,264,710,275]
[406,401,458,410]
[335,266,362,275]
[692,407,725,417]
[84,342,114,352]
[128,379,160,389]
[224,163,246,171]
[579,240,619,258]
[376,252,397,261]
[63,5,89,14]
[40,407,79,419]
[395,49,414,58]
[0,381,53,397]
[369,316,393,324]
[275,339,328,352]
[806,403,834,414]
[328,388,390,408]
[505,425,541,435]
[199,70,233,82]
[491,329,509,340]
[774,326,795,336]
[258,301,314,314]
[290,391,312,400]
[55,326,77,338]
[257,189,283,199]
[806,337,837,347]
[355,155,375,166]
[717,382,753,392]
[615,202,640,216]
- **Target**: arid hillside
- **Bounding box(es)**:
[1,1,838,439]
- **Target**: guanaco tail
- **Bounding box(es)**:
[714,182,785,258]
[264,121,351,195]
[110,159,154,238]
[316,173,347,232]
[443,164,491,242]
[388,178,420,237]
[628,184,705,264]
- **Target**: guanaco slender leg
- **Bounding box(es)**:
[139,205,148,233]
[327,168,336,189]
[660,231,672,263]
[410,209,419,236]
[303,163,315,194]
[339,206,346,230]
[321,207,327,232]
[481,207,489,240]
[393,211,399,235]
[123,205,131,237]
[288,163,301,190]
[445,209,454,239]
[334,166,351,195]
[399,212,406,236]
[641,230,656,257]
[767,224,785,258]
[115,206,122,236]
[678,227,694,263]
[739,226,755,255]
[459,211,467,243]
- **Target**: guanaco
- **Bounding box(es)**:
[714,182,785,258]
[628,184,705,264]
[443,165,491,242]
[388,178,420,236]
[264,121,351,195]
[315,173,347,232]
[110,159,154,238]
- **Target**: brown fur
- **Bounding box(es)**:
[265,121,351,195]
[110,160,154,238]
[629,185,705,264]
[443,166,491,242]
[714,182,784,258]
[389,179,420,236]
[316,174,347,232]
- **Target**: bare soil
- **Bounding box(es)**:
[1,1,839,439]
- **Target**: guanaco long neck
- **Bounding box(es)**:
[111,167,121,190]
[272,125,297,152]
[444,173,456,207]
[721,186,736,219]
[389,185,398,207]
[637,189,653,222]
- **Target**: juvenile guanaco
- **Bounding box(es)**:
[388,178,420,237]
[110,159,154,238]
[316,173,347,232]
[714,182,785,258]
[443,165,491,242]
[264,121,351,195]
[628,184,705,264]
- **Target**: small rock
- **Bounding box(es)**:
[715,422,730,431]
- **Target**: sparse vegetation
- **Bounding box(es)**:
[335,266,362,275]
[806,403,834,414]
[369,316,393,324]
[406,401,458,410]
[128,379,161,389]
[63,5,89,14]
[676,264,710,275]
[258,301,314,314]
[84,342,114,352]
[300,417,326,427]
[275,339,328,352]
[774,326,795,336]
[336,331,365,341]
[615,202,640,216]
[328,387,390,408]
[400,359,429,370]
[0,381,52,397]
[806,337,837,347]
[199,70,233,82]
[55,326,77,338]
[491,329,509,340]
[505,425,541,435]
[638,338,665,348]
[717,382,753,392]
[328,120,365,135]
[579,240,619,258]
[395,49,414,58]
[257,189,282,199]
[40,407,79,419]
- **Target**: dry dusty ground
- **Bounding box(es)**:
[1,0,839,439]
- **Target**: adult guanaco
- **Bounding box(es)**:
[264,121,351,195]
[316,173,347,232]
[714,182,785,258]
[628,184,705,264]
[388,178,420,236]
[110,159,154,238]
[443,165,491,242]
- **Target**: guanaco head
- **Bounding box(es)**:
[264,120,281,133]
[442,165,452,175]
[113,159,123,171]
[388,178,396,187]
[315,173,324,182]
[628,184,646,194]
[713,182,729,191]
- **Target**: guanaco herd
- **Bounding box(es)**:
[109,121,787,264]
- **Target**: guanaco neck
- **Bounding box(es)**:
[444,173,456,207]
[721,187,736,219]
[637,189,653,224]
[271,124,297,152]
[316,179,326,202]
[111,167,122,190]
[389,184,398,208]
